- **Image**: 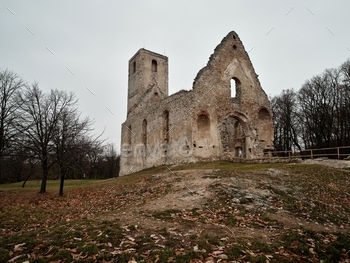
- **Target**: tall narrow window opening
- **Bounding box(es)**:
[151,60,157,72]
[230,77,241,98]
[142,119,147,146]
[127,125,132,145]
[163,110,169,142]
[133,61,136,74]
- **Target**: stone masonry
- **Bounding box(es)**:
[120,31,274,176]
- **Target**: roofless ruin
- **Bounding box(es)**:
[120,31,274,175]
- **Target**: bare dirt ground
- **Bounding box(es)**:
[1,160,350,262]
[303,158,350,169]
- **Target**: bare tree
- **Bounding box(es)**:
[273,59,350,150]
[53,105,93,196]
[338,60,350,146]
[85,137,104,179]
[17,84,77,193]
[0,70,112,186]
[299,68,342,148]
[271,89,301,151]
[0,69,25,183]
[102,143,120,178]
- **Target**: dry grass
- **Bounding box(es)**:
[0,161,349,262]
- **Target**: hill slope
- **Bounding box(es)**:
[1,161,350,262]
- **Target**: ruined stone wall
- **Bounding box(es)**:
[120,90,195,175]
[120,31,274,176]
[191,31,274,160]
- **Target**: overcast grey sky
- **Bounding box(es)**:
[1,1,350,151]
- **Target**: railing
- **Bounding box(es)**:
[270,146,350,160]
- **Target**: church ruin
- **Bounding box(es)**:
[120,31,274,176]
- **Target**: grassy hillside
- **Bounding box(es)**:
[0,161,349,262]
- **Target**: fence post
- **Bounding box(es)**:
[337,147,340,160]
[311,149,313,159]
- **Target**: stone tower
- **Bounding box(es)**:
[127,48,168,116]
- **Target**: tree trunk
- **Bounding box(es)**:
[59,168,65,196]
[0,163,2,184]
[89,165,94,179]
[40,158,48,193]
[0,156,5,184]
[22,161,35,188]
[22,173,32,188]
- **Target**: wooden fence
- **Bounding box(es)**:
[270,146,350,160]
